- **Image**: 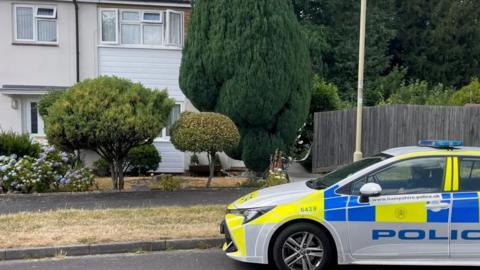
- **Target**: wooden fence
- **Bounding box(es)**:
[312,104,480,173]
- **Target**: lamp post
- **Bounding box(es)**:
[354,0,367,162]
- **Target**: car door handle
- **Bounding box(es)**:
[426,202,450,211]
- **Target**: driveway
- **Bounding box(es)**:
[0,189,255,214]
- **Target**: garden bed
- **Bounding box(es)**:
[94,176,248,191]
[0,205,225,249]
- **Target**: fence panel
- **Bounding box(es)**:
[313,105,480,173]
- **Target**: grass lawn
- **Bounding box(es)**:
[95,176,247,191]
[0,205,225,249]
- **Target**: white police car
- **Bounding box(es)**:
[221,140,480,269]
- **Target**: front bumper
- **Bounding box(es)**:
[220,215,271,264]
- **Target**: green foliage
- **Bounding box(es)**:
[171,112,240,154]
[189,153,200,166]
[93,158,110,177]
[239,177,267,188]
[180,0,311,173]
[293,0,396,101]
[156,175,182,192]
[451,79,480,106]
[0,131,41,158]
[38,91,64,117]
[387,80,454,105]
[390,0,480,88]
[43,76,175,190]
[366,67,407,105]
[171,112,239,187]
[0,146,93,193]
[125,144,161,176]
[290,76,340,162]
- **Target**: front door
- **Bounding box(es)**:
[450,156,480,258]
[347,156,451,260]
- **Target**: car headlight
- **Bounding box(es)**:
[227,206,275,224]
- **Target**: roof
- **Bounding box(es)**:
[383,146,480,157]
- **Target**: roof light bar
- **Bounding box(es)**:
[418,140,464,149]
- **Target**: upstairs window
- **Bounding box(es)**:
[100,9,183,48]
[14,5,57,43]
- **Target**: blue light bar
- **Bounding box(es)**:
[418,140,464,149]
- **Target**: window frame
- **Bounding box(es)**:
[13,4,58,45]
[99,8,119,44]
[156,102,184,142]
[456,156,480,192]
[338,156,450,196]
[99,8,182,48]
[35,6,57,19]
[165,9,183,47]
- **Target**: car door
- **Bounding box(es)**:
[450,156,480,258]
[345,156,451,260]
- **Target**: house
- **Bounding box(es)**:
[0,0,198,173]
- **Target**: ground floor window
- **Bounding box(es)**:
[160,103,182,140]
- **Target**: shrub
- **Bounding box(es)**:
[190,153,200,166]
[92,158,111,177]
[239,177,267,188]
[171,112,240,187]
[157,175,182,192]
[43,76,175,190]
[38,90,64,117]
[0,131,41,158]
[450,78,480,105]
[125,144,161,176]
[59,168,95,192]
[387,80,454,105]
[0,146,94,193]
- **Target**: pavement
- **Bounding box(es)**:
[0,189,255,214]
[0,249,471,270]
[288,162,322,182]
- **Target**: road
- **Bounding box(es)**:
[0,249,471,270]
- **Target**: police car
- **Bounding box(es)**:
[221,140,480,269]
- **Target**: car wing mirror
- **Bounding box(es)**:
[359,183,382,203]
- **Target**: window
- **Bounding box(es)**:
[14,5,57,43]
[166,10,182,46]
[101,9,117,43]
[159,104,181,139]
[459,157,480,191]
[367,157,446,195]
[30,102,38,134]
[100,9,182,47]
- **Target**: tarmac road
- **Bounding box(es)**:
[0,249,473,270]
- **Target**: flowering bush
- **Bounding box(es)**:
[0,146,94,194]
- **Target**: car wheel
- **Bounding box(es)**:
[272,223,334,270]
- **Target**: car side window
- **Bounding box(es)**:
[459,157,480,192]
[367,157,446,196]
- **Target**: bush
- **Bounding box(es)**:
[0,131,41,158]
[92,158,110,177]
[157,175,182,192]
[43,76,175,190]
[239,177,267,188]
[38,90,64,117]
[0,146,94,193]
[190,153,200,166]
[125,144,161,176]
[171,112,240,187]
[387,80,454,105]
[450,78,480,105]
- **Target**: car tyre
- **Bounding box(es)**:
[272,223,335,270]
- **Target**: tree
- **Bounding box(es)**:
[38,91,64,118]
[293,0,396,102]
[390,0,480,88]
[387,80,454,105]
[170,112,240,187]
[180,0,311,173]
[451,79,480,105]
[43,76,174,190]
